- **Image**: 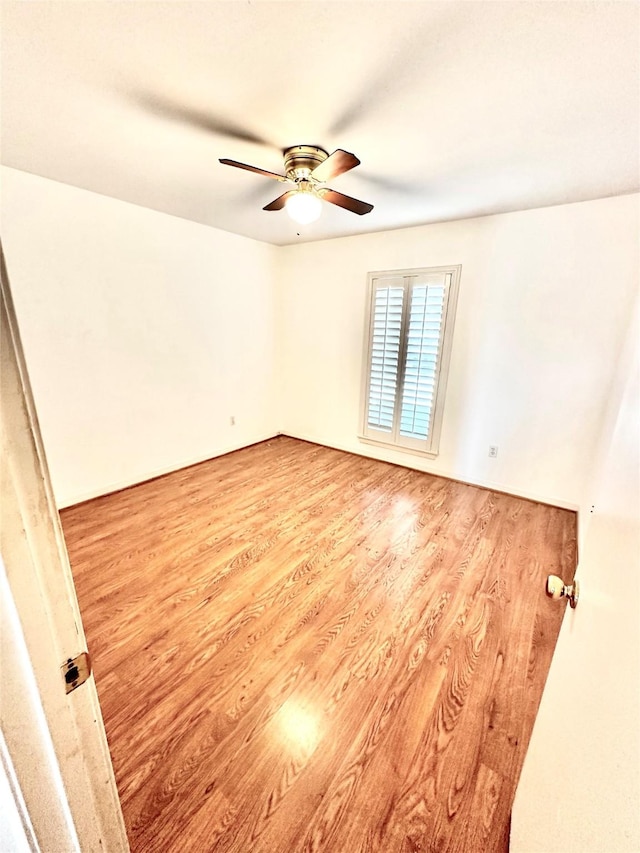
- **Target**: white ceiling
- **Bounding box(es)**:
[1,1,638,246]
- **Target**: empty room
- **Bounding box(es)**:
[1,2,638,852]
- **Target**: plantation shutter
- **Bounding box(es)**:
[399,281,449,442]
[362,267,459,456]
[366,283,404,433]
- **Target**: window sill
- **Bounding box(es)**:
[358,435,439,460]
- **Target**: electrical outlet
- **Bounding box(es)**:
[230,416,235,426]
[488,445,498,458]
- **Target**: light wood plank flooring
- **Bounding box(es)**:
[61,437,576,852]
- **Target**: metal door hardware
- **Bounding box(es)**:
[61,652,91,694]
[546,575,579,609]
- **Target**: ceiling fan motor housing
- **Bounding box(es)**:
[284,145,328,182]
[219,145,373,215]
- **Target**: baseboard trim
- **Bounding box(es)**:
[60,430,579,516]
[279,431,579,513]
[58,431,281,509]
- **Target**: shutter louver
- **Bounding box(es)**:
[400,284,445,440]
[366,286,404,432]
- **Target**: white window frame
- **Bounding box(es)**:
[359,265,461,458]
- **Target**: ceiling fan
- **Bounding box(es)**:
[219,145,374,224]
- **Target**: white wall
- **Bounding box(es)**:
[276,195,639,508]
[1,167,278,507]
[512,294,640,851]
[2,169,637,514]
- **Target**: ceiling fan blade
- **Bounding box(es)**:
[318,188,373,215]
[263,191,296,211]
[131,92,272,146]
[311,149,360,182]
[328,26,430,136]
[219,159,288,182]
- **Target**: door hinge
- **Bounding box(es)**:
[61,652,91,694]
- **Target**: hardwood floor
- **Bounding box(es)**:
[61,437,576,852]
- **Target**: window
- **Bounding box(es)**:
[360,265,461,457]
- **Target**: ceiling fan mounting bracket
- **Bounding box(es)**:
[283,145,328,181]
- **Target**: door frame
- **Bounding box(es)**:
[1,242,128,851]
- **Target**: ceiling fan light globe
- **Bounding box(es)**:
[286,191,322,224]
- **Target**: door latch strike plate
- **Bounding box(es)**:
[61,652,91,694]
